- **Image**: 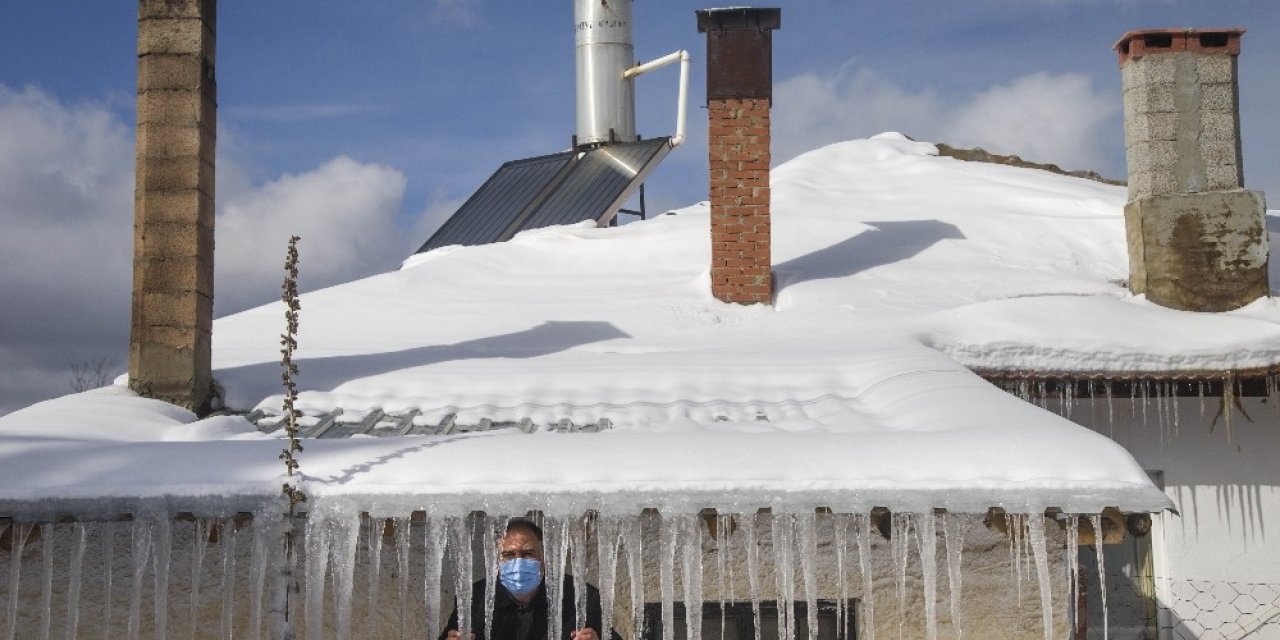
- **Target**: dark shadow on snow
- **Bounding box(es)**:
[218,320,632,393]
[773,219,965,289]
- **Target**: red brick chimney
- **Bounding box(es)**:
[697,7,781,305]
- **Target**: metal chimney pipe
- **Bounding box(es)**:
[575,0,637,147]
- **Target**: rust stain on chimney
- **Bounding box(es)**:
[129,0,217,412]
[698,7,781,305]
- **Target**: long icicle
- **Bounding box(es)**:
[39,523,54,640]
[101,521,114,640]
[625,514,646,640]
[1026,516,1052,640]
[682,514,704,640]
[834,514,849,639]
[423,514,449,640]
[128,520,153,640]
[918,513,938,640]
[153,518,172,640]
[395,517,412,640]
[66,522,89,640]
[597,515,621,640]
[365,517,384,634]
[942,513,964,640]
[331,509,361,640]
[190,520,211,640]
[1066,518,1080,638]
[482,514,503,640]
[798,513,819,640]
[855,513,875,640]
[1090,515,1108,640]
[5,523,33,640]
[450,516,475,640]
[658,512,679,640]
[220,522,238,640]
[772,513,796,640]
[572,514,591,634]
[303,509,333,640]
[743,512,763,640]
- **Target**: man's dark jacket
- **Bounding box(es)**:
[440,576,623,640]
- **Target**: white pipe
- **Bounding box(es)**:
[623,50,691,148]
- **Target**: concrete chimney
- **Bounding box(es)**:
[697,7,781,305]
[129,0,217,411]
[1116,28,1269,312]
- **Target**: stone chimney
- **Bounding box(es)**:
[129,0,217,411]
[1116,28,1269,311]
[697,7,781,305]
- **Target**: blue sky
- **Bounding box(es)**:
[1,1,1278,414]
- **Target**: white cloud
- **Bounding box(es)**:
[773,66,1118,172]
[0,84,412,414]
[216,157,409,314]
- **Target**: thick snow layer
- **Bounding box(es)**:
[16,132,1277,515]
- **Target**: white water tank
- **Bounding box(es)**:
[574,0,637,147]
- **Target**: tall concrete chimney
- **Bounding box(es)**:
[1116,28,1269,312]
[697,7,780,305]
[129,0,217,411]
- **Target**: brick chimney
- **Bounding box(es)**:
[697,7,781,305]
[129,0,217,411]
[1116,28,1269,312]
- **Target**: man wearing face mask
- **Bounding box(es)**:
[440,518,620,640]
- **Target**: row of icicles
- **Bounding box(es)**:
[1,508,1118,640]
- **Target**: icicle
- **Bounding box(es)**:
[189,520,211,640]
[1104,380,1114,437]
[152,519,172,639]
[715,513,729,640]
[1026,516,1052,640]
[1090,515,1108,640]
[1006,513,1023,607]
[682,515,704,640]
[942,513,963,640]
[330,511,360,640]
[544,516,570,640]
[771,513,796,640]
[891,512,909,630]
[220,522,238,640]
[5,523,33,640]
[1155,382,1166,441]
[797,513,819,640]
[1198,380,1206,420]
[450,516,476,640]
[482,515,502,640]
[854,513,875,640]
[101,521,115,640]
[423,515,449,640]
[39,523,53,640]
[658,513,679,640]
[572,515,591,634]
[834,514,849,638]
[365,518,384,632]
[304,511,333,640]
[743,513,763,640]
[1224,373,1235,443]
[128,520,153,640]
[918,514,938,640]
[1066,518,1080,637]
[625,515,646,640]
[395,516,412,637]
[597,515,621,640]
[248,509,272,640]
[66,522,88,640]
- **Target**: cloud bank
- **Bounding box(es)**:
[773,66,1119,175]
[0,85,412,414]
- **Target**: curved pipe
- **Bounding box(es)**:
[623,50,691,148]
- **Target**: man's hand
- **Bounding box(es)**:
[445,631,475,640]
[571,628,599,640]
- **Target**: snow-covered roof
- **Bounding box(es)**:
[12,132,1278,516]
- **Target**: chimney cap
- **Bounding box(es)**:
[696,7,781,33]
[1114,27,1245,67]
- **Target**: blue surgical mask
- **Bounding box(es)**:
[499,558,543,596]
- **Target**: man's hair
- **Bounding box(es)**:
[505,517,544,542]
